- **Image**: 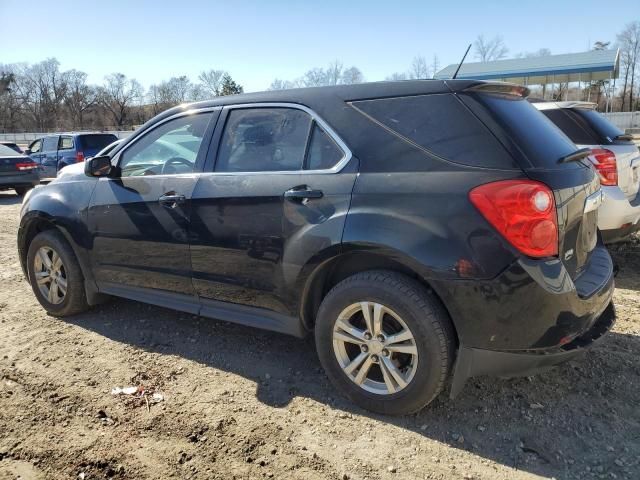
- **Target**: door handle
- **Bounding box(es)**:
[159,193,186,207]
[284,187,323,201]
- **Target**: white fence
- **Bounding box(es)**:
[0,131,133,144]
[601,111,640,131]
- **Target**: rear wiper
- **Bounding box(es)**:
[613,133,634,142]
[558,148,592,164]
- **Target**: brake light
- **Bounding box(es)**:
[469,180,558,258]
[589,149,617,186]
[76,151,85,163]
[15,161,39,171]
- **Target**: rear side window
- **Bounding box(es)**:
[351,94,517,169]
[572,109,624,143]
[79,134,118,150]
[0,144,18,156]
[471,94,577,169]
[58,136,74,150]
[306,124,344,170]
[216,108,311,172]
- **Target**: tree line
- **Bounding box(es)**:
[0,60,244,133]
[1,21,639,133]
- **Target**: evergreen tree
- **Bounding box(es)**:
[219,74,243,96]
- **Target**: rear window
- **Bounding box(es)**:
[78,134,118,150]
[471,94,578,169]
[572,109,624,144]
[541,109,600,145]
[351,94,518,169]
[0,144,19,156]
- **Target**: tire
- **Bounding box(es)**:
[14,186,31,196]
[26,229,90,317]
[315,270,455,415]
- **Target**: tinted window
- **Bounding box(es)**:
[306,123,344,170]
[573,109,624,143]
[58,136,74,150]
[119,113,212,177]
[216,108,311,172]
[30,140,42,153]
[352,94,516,169]
[542,109,599,145]
[79,134,118,150]
[43,136,58,152]
[473,94,577,168]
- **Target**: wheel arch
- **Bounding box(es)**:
[298,245,459,347]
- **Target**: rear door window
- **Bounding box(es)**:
[306,123,344,170]
[215,108,311,172]
[58,136,74,150]
[468,94,578,169]
[351,93,518,169]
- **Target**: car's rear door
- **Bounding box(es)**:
[87,109,219,307]
[189,104,357,323]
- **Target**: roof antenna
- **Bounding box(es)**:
[452,44,472,79]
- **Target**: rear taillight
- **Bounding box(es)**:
[15,161,39,171]
[76,151,85,163]
[469,180,558,258]
[589,149,617,186]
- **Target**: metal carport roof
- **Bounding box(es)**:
[434,49,619,85]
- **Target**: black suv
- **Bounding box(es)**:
[18,80,615,415]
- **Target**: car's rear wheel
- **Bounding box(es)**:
[315,270,455,415]
[27,230,89,317]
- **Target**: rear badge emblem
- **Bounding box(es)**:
[564,249,574,261]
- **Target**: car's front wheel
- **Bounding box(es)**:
[14,186,31,196]
[27,230,90,317]
[315,271,455,415]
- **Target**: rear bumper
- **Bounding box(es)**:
[0,172,40,188]
[450,302,616,397]
[598,186,640,237]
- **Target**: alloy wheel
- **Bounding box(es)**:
[332,302,419,395]
[33,246,67,305]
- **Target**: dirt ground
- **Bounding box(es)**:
[0,190,638,480]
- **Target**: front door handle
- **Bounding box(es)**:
[284,187,323,201]
[159,192,186,207]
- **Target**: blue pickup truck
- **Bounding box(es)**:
[26,133,118,178]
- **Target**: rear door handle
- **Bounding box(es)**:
[284,187,323,200]
[159,193,186,207]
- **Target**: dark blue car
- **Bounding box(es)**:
[26,133,118,178]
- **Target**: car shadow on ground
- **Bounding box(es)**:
[61,295,639,479]
[0,191,25,205]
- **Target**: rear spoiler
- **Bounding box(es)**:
[463,83,530,98]
[614,133,635,142]
[558,147,592,164]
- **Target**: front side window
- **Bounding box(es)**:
[216,108,312,172]
[118,113,213,177]
[30,140,42,153]
[59,136,74,150]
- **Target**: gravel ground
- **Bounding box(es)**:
[0,189,638,480]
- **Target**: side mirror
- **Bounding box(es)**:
[85,155,113,177]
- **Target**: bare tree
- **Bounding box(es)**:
[63,70,95,129]
[408,56,429,79]
[430,55,441,78]
[617,22,640,111]
[341,66,364,85]
[301,68,327,87]
[98,73,143,127]
[269,78,296,90]
[198,69,226,97]
[385,72,408,81]
[325,60,344,85]
[474,35,509,62]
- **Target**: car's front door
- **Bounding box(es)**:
[189,105,356,320]
[87,109,219,307]
[27,139,44,170]
[41,136,59,178]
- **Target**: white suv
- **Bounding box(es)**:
[534,101,640,243]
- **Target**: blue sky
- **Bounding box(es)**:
[1,0,636,92]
